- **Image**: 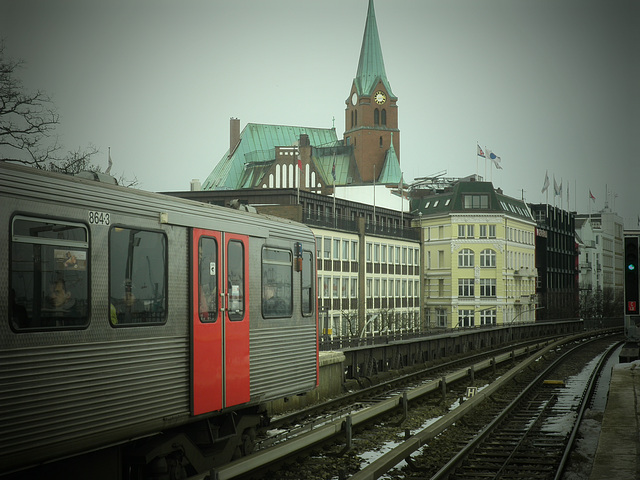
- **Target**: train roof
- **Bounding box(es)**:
[0,162,314,241]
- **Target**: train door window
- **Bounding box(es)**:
[10,216,89,330]
[109,227,167,326]
[198,237,218,322]
[301,250,314,316]
[262,247,292,318]
[227,240,245,321]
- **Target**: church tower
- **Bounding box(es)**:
[344,0,399,183]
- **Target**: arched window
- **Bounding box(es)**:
[480,249,496,267]
[458,248,474,267]
[355,110,358,126]
[381,109,387,125]
[351,111,354,128]
[374,108,379,125]
[379,136,383,147]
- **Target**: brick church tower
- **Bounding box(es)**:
[344,0,399,183]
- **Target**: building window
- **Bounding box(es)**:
[342,240,349,260]
[489,225,496,238]
[351,241,358,261]
[436,308,447,327]
[458,248,474,267]
[366,242,372,262]
[458,309,475,327]
[480,309,496,325]
[479,278,496,297]
[463,194,489,209]
[458,224,474,238]
[323,237,331,259]
[480,249,496,267]
[350,278,358,298]
[333,239,340,260]
[458,279,474,297]
[438,279,444,297]
[438,250,445,268]
[381,109,387,125]
[374,108,380,125]
[366,278,372,297]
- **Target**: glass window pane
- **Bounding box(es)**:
[11,217,90,330]
[110,227,167,325]
[227,240,245,321]
[262,247,292,318]
[302,251,314,315]
[198,237,218,322]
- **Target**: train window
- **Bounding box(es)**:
[301,250,314,316]
[227,240,245,321]
[198,237,218,322]
[109,227,167,326]
[10,216,89,330]
[262,247,292,318]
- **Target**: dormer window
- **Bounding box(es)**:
[463,194,489,209]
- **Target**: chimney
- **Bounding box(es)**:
[299,133,310,147]
[190,179,201,191]
[230,117,240,153]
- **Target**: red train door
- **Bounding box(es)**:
[192,229,250,416]
[223,234,250,407]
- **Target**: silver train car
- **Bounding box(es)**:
[0,162,318,478]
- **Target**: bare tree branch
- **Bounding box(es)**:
[0,41,138,187]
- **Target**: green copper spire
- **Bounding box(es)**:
[355,0,394,97]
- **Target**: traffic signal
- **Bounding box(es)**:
[625,235,639,314]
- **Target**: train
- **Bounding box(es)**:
[0,162,319,479]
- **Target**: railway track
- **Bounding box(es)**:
[352,333,621,480]
[192,330,620,479]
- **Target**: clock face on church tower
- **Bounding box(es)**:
[374,90,387,105]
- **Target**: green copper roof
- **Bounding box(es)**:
[411,181,535,222]
[354,0,395,97]
[202,123,339,190]
[378,134,402,185]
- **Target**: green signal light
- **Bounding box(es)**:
[629,263,637,271]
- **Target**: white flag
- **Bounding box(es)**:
[485,148,502,169]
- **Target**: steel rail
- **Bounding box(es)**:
[348,332,618,480]
[553,340,622,480]
[205,339,558,479]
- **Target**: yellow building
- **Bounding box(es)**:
[412,179,537,328]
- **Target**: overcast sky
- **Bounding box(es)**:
[2,0,638,225]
